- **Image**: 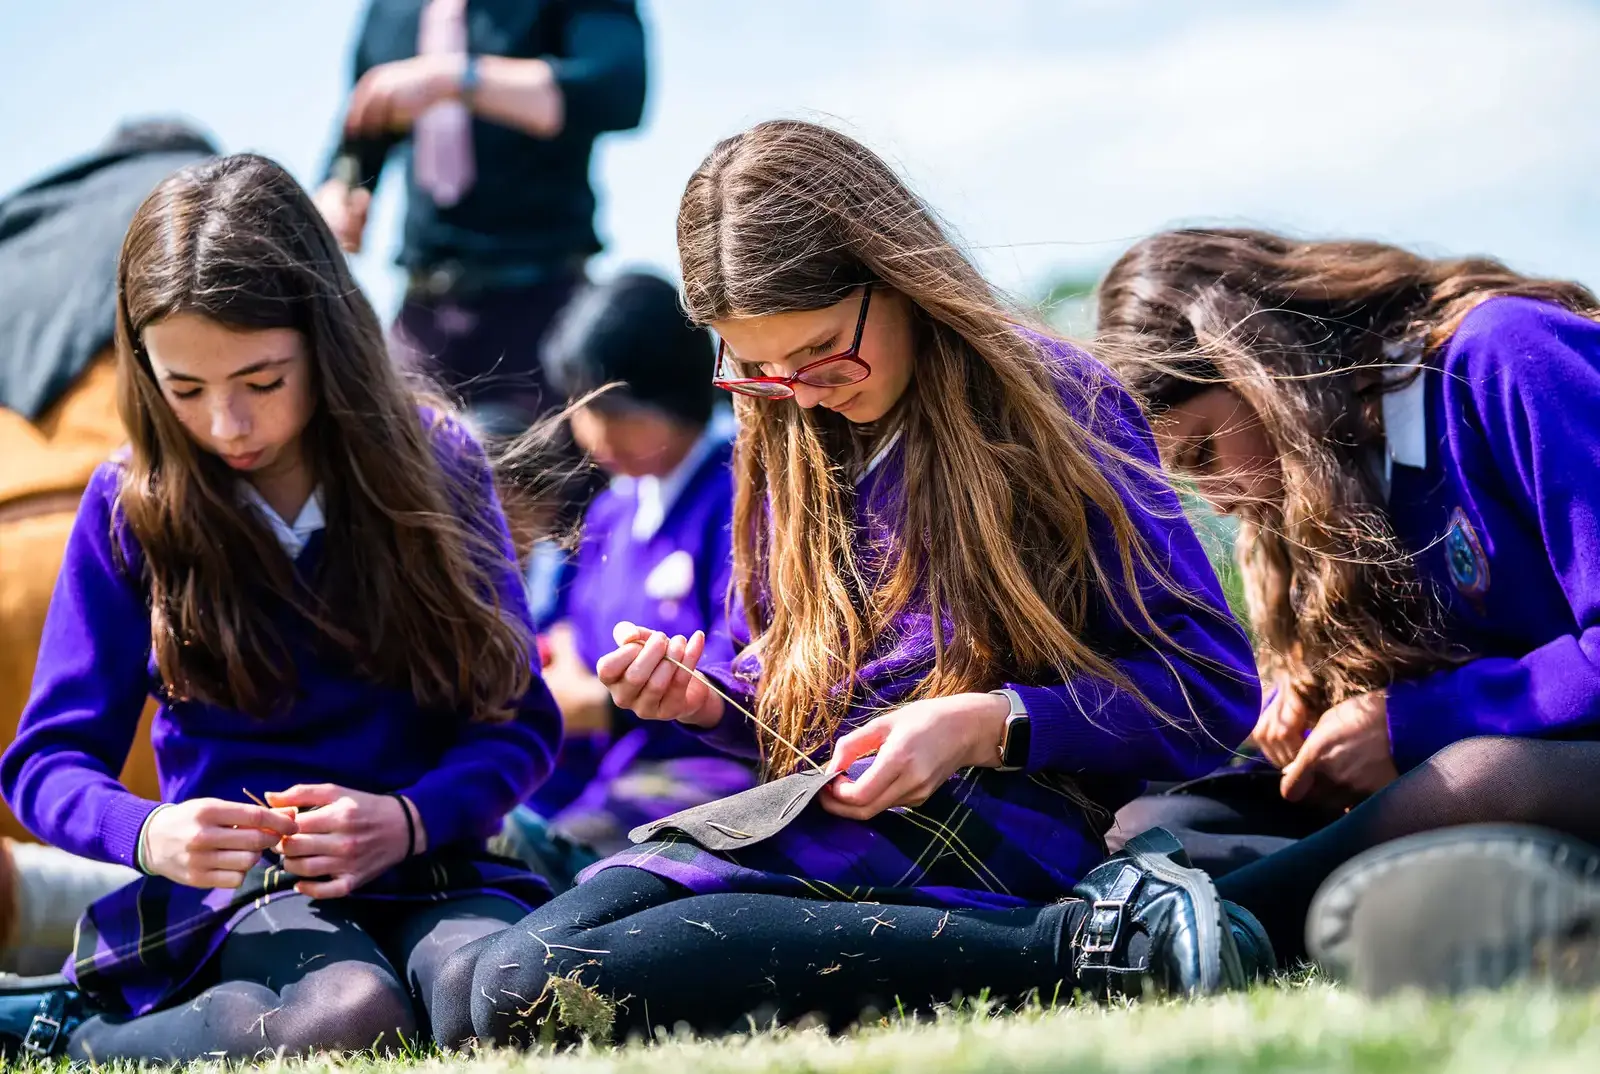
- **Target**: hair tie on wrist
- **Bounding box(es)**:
[390,793,416,858]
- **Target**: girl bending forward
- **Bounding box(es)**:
[0,155,560,1063]
[443,122,1268,1046]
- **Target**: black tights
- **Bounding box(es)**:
[432,867,1080,1047]
[69,893,521,1064]
[1110,772,1340,877]
[1212,737,1600,963]
[427,735,1600,1049]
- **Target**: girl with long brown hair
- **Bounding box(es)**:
[1099,227,1600,993]
[0,154,561,1062]
[432,121,1270,1047]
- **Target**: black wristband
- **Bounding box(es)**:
[390,793,416,858]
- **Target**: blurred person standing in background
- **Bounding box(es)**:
[315,0,647,438]
[0,119,217,974]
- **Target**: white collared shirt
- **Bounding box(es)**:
[857,428,903,484]
[1377,341,1429,499]
[238,483,326,558]
[629,408,738,542]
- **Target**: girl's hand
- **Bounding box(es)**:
[142,798,299,889]
[820,693,1011,821]
[542,623,614,735]
[596,622,725,729]
[1279,691,1399,803]
[269,784,423,899]
[1253,679,1314,769]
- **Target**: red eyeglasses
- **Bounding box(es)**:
[712,285,873,399]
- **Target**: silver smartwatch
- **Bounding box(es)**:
[989,688,1031,772]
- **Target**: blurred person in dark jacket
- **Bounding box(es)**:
[315,0,647,432]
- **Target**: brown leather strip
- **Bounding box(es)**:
[0,488,84,527]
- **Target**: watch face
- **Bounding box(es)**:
[1002,715,1031,769]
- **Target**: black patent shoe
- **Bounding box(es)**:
[0,974,84,1060]
[1308,824,1600,996]
[1071,827,1274,997]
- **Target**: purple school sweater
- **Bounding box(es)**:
[697,339,1258,784]
[1382,297,1600,767]
[527,435,746,816]
[555,436,739,680]
[0,418,562,868]
[583,337,1260,906]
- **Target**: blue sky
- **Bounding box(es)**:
[3,0,1597,322]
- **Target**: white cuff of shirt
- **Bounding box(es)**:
[135,803,173,875]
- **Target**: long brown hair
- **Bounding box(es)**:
[677,120,1209,771]
[114,153,532,721]
[1097,227,1599,713]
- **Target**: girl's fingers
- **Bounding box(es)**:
[281,855,345,878]
[200,826,285,853]
[622,632,669,690]
[296,875,355,900]
[267,784,343,810]
[195,801,298,837]
[279,833,352,857]
[647,635,687,693]
[1279,733,1328,803]
[681,667,708,716]
[1255,708,1299,769]
[291,806,361,836]
[195,849,266,874]
[595,643,643,688]
[634,636,687,718]
[822,770,917,821]
[826,719,890,777]
[192,869,250,890]
[827,745,901,807]
[683,630,706,669]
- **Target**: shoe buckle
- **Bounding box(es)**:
[21,1013,63,1057]
[1082,898,1127,954]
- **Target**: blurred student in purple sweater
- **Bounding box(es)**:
[503,271,754,877]
[430,121,1271,1048]
[0,155,560,1062]
[1098,228,1600,993]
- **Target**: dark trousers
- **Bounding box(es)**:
[390,273,585,420]
[391,272,603,533]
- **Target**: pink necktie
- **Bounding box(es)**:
[413,0,475,207]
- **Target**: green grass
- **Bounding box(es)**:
[19,983,1600,1074]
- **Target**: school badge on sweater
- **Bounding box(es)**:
[644,549,695,617]
[1444,507,1489,603]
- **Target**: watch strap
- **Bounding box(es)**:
[990,688,1030,771]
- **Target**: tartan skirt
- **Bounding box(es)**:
[577,762,1110,911]
[550,747,758,856]
[70,849,552,1018]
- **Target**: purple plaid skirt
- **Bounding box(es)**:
[549,727,757,855]
[578,763,1109,911]
[70,850,551,1017]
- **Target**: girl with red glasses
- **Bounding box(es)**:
[436,120,1268,1047]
